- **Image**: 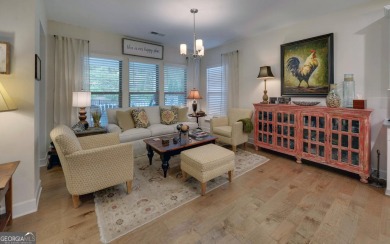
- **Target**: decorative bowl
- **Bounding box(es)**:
[292,101,320,106]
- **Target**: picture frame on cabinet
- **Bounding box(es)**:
[269,97,278,104]
[35,54,41,81]
[280,33,334,97]
[0,41,10,74]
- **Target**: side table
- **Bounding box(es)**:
[74,126,107,137]
[188,113,207,129]
[0,161,20,231]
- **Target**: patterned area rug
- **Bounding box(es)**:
[94,149,269,243]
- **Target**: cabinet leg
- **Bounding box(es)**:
[255,146,259,151]
[296,157,302,164]
[359,174,368,184]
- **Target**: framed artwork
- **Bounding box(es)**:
[35,54,41,81]
[281,33,334,97]
[0,41,10,74]
[122,38,164,60]
[269,97,277,104]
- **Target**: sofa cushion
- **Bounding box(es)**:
[131,109,150,128]
[160,107,178,125]
[116,110,134,131]
[119,128,152,142]
[175,106,189,122]
[143,106,160,125]
[213,126,232,137]
[148,124,176,137]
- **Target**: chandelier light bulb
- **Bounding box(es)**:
[196,39,203,51]
[198,46,204,56]
[180,44,187,55]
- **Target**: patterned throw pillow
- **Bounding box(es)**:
[131,109,150,128]
[160,107,178,125]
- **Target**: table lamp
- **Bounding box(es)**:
[257,66,274,104]
[187,88,202,114]
[72,91,91,129]
[0,81,17,112]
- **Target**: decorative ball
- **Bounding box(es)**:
[180,124,189,132]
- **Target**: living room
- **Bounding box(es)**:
[1,0,390,243]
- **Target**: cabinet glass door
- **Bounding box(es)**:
[275,111,296,152]
[329,117,361,167]
[301,113,326,162]
[257,110,274,145]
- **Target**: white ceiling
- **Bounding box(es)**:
[43,0,375,50]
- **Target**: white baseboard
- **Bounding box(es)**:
[13,179,42,219]
[40,155,47,167]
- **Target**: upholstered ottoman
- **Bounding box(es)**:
[181,144,235,195]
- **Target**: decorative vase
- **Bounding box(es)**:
[326,84,341,108]
[343,74,355,108]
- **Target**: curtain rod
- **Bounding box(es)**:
[53,35,90,43]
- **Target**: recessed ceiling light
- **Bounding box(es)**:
[150,31,165,37]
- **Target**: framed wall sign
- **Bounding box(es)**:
[122,38,164,60]
[35,54,41,81]
[281,33,334,97]
[0,41,10,74]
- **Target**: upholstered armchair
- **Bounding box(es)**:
[50,124,134,208]
[210,108,253,152]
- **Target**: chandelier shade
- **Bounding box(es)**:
[180,8,204,58]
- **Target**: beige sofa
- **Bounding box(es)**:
[50,124,134,208]
[106,106,198,156]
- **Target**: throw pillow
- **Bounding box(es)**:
[160,107,178,125]
[116,110,134,131]
[131,109,150,128]
[175,106,189,122]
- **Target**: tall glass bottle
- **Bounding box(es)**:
[343,74,355,108]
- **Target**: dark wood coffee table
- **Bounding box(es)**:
[144,134,217,178]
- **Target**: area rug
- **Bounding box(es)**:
[94,149,269,243]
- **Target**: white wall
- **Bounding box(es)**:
[202,0,389,176]
[0,0,46,218]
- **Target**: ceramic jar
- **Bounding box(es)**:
[326,84,341,108]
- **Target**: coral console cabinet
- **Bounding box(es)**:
[253,104,372,183]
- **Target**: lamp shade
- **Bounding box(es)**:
[0,82,17,112]
[187,88,202,99]
[72,91,91,108]
[257,66,274,80]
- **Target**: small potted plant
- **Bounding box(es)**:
[91,108,102,128]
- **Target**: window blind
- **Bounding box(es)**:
[207,66,227,116]
[89,57,122,125]
[164,65,187,106]
[129,62,159,107]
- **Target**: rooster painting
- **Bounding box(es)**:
[286,50,318,88]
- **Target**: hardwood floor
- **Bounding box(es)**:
[7,146,390,243]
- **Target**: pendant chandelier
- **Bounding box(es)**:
[180,8,204,58]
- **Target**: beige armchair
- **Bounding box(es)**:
[50,124,134,208]
[210,108,253,152]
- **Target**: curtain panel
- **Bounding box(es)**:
[222,50,239,111]
[54,35,89,126]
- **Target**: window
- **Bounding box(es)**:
[129,62,159,107]
[89,57,122,126]
[164,65,187,106]
[207,66,227,116]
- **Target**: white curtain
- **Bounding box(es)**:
[222,50,239,110]
[54,36,89,126]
